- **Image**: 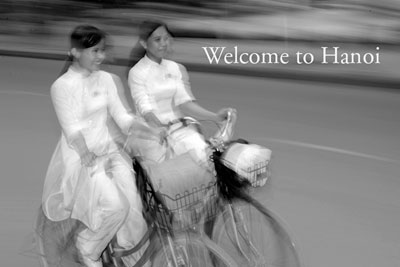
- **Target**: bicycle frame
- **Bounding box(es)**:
[105,110,240,267]
[103,109,288,267]
[114,149,258,267]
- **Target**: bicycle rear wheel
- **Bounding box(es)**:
[152,233,238,267]
[212,199,302,267]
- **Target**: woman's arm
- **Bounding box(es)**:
[108,74,160,140]
[128,66,164,128]
[174,63,229,123]
[69,132,96,166]
[108,74,135,134]
[179,101,228,122]
[142,112,164,128]
[51,82,96,166]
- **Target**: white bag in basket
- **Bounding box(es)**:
[221,143,272,187]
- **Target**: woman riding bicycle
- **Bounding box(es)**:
[102,21,294,267]
[37,25,159,267]
[127,20,233,169]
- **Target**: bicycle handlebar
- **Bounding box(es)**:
[162,108,237,151]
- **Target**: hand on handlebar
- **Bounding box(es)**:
[211,107,237,148]
[216,108,235,122]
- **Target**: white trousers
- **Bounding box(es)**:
[75,154,147,264]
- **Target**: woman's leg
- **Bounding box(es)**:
[75,172,129,266]
[170,128,211,168]
[108,153,149,266]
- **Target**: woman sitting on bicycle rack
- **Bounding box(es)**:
[127,20,232,170]
[37,25,160,267]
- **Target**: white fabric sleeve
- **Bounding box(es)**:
[174,63,195,106]
[107,74,134,135]
[128,67,155,115]
[50,81,84,143]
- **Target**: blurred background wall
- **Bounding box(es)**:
[1,0,400,39]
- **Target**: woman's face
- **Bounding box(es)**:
[73,39,106,73]
[142,26,172,63]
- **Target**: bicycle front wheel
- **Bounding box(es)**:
[152,233,238,267]
[212,199,302,267]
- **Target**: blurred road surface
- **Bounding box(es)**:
[1,56,400,267]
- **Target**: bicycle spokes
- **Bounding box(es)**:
[214,200,301,267]
[229,204,266,266]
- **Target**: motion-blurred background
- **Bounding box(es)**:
[1,0,400,87]
[1,0,400,40]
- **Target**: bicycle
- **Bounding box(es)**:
[102,110,303,267]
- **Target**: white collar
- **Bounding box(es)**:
[143,54,164,66]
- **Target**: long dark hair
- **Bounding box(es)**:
[126,20,173,77]
[59,25,107,77]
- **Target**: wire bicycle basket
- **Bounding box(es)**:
[134,157,219,232]
[220,142,272,188]
[241,160,271,187]
[148,181,219,231]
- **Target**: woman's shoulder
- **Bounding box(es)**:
[96,71,123,88]
[101,71,124,88]
[164,59,187,72]
[163,58,180,68]
[128,58,152,78]
[51,72,74,93]
[97,70,114,80]
[164,60,188,77]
